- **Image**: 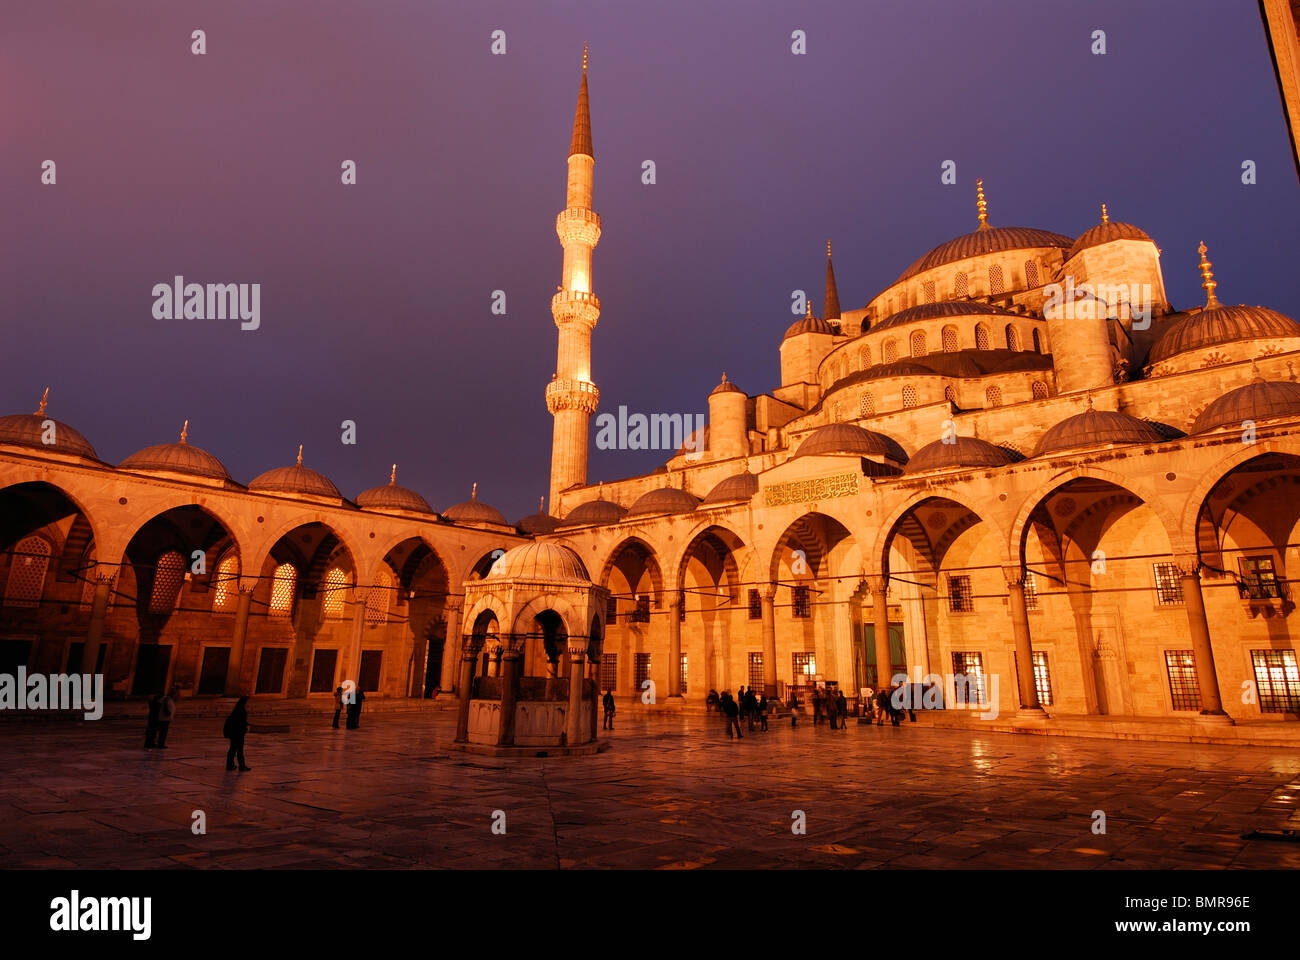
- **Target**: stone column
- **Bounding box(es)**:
[345,587,368,685]
[497,635,523,747]
[454,635,484,743]
[566,638,588,746]
[1177,560,1229,719]
[760,583,777,697]
[1003,566,1044,715]
[80,564,115,675]
[223,579,257,695]
[439,598,462,693]
[667,592,684,701]
[868,576,892,689]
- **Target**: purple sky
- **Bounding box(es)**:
[3,0,1298,521]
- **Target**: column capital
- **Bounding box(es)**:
[237,575,260,594]
[462,635,485,657]
[566,638,589,659]
[443,596,464,614]
[1171,555,1202,578]
[866,574,888,597]
[1002,565,1027,589]
[89,561,118,586]
[760,582,778,602]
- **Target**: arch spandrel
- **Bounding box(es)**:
[1177,437,1300,546]
[0,469,114,569]
[871,486,1010,576]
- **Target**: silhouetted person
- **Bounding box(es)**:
[812,689,823,726]
[224,697,250,771]
[332,686,344,729]
[721,692,742,739]
[788,691,799,727]
[156,687,178,748]
[758,693,769,731]
[837,690,848,731]
[602,690,615,729]
[345,687,365,728]
[143,694,161,749]
[827,688,838,729]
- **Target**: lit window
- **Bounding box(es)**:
[902,385,918,408]
[950,652,987,705]
[747,652,765,690]
[1238,556,1283,600]
[989,264,1004,295]
[634,653,652,689]
[975,324,990,351]
[211,552,240,612]
[149,551,185,614]
[600,653,618,692]
[792,652,816,678]
[1251,650,1300,713]
[322,567,349,618]
[1153,563,1184,605]
[985,385,1002,407]
[948,575,974,612]
[1164,650,1201,710]
[941,325,959,352]
[1023,571,1038,611]
[270,562,297,617]
[4,536,51,608]
[1014,650,1053,705]
[748,589,762,620]
[679,654,688,695]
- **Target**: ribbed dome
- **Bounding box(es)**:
[1193,378,1300,433]
[443,485,508,525]
[702,471,759,504]
[356,469,434,514]
[898,227,1073,282]
[627,486,701,516]
[120,426,230,481]
[872,300,1015,332]
[250,455,341,499]
[710,373,744,395]
[1068,221,1152,260]
[516,501,560,535]
[1147,305,1300,364]
[795,423,907,462]
[1034,408,1164,456]
[784,315,835,340]
[484,541,590,584]
[860,361,934,379]
[904,436,1018,474]
[559,498,628,526]
[0,413,98,460]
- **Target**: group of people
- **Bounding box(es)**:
[866,683,917,726]
[332,685,367,729]
[707,686,773,738]
[810,687,850,729]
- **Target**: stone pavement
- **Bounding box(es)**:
[2,710,1298,869]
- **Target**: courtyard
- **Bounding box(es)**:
[2,711,1298,870]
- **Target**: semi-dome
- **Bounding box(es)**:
[443,483,508,525]
[1193,377,1300,433]
[559,497,628,526]
[0,392,98,460]
[356,465,434,514]
[249,447,341,499]
[627,486,701,516]
[898,226,1073,282]
[1147,304,1300,364]
[905,435,1019,474]
[872,300,1015,332]
[795,423,907,462]
[701,471,759,504]
[1034,406,1164,456]
[484,541,590,583]
[1067,211,1152,260]
[516,498,560,535]
[119,421,230,481]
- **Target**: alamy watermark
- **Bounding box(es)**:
[152,276,260,330]
[594,406,706,460]
[0,669,103,720]
[1043,276,1152,330]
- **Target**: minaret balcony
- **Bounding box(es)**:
[546,377,600,415]
[556,207,602,246]
[551,290,601,327]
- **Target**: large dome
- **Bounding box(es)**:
[120,424,230,480]
[795,423,907,462]
[250,452,340,499]
[898,226,1073,282]
[905,436,1019,474]
[356,467,434,514]
[1034,408,1164,456]
[484,541,590,584]
[1147,305,1300,364]
[559,498,628,526]
[443,485,508,526]
[701,471,759,504]
[871,300,1016,332]
[627,486,701,516]
[1068,219,1152,260]
[1193,378,1300,433]
[0,411,98,460]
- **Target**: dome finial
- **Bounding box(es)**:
[539,495,545,512]
[390,463,397,485]
[1085,394,1095,412]
[1100,202,1109,223]
[583,43,588,72]
[296,444,303,467]
[34,387,48,416]
[471,481,478,501]
[976,179,989,229]
[1198,241,1220,309]
[806,298,813,319]
[1251,357,1263,383]
[179,419,189,444]
[1288,361,1296,382]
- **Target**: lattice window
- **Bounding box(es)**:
[1031,380,1049,400]
[366,566,393,621]
[1023,571,1038,611]
[950,652,987,705]
[632,594,651,623]
[860,347,870,369]
[792,585,811,618]
[606,596,617,624]
[1251,650,1300,713]
[989,264,1004,295]
[211,552,240,612]
[634,653,652,690]
[883,339,898,363]
[679,654,688,695]
[941,325,959,352]
[910,330,927,357]
[1153,563,1184,605]
[1005,324,1021,351]
[270,562,297,618]
[600,653,618,692]
[902,385,918,408]
[948,574,974,612]
[954,273,968,298]
[322,566,349,619]
[859,393,875,417]
[747,652,765,690]
[1032,329,1043,353]
[1238,556,1283,600]
[792,652,816,678]
[985,385,1002,407]
[1165,650,1201,710]
[149,551,185,614]
[923,280,936,303]
[748,589,762,620]
[975,324,990,350]
[4,536,51,608]
[944,385,958,405]
[1025,261,1039,287]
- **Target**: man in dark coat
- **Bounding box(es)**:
[602,689,615,730]
[721,692,742,739]
[224,697,251,771]
[144,694,161,749]
[332,686,344,728]
[155,687,178,748]
[345,687,366,729]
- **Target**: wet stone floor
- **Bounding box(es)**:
[2,711,1299,869]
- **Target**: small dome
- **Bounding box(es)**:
[795,423,907,462]
[356,467,434,514]
[1193,378,1300,433]
[904,436,1019,474]
[1147,305,1300,364]
[0,409,97,460]
[250,450,340,499]
[701,471,759,504]
[784,315,835,341]
[120,423,229,480]
[710,373,744,395]
[443,484,508,526]
[484,541,590,584]
[559,498,628,526]
[627,486,701,516]
[517,499,560,535]
[872,300,1015,333]
[1067,220,1152,260]
[1034,407,1164,456]
[898,226,1073,282]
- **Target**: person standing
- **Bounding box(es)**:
[602,689,616,730]
[788,690,799,727]
[827,688,838,730]
[223,696,251,771]
[812,688,823,726]
[155,687,178,748]
[143,693,161,749]
[758,693,769,732]
[837,690,848,731]
[721,691,742,739]
[345,687,366,729]
[332,685,345,729]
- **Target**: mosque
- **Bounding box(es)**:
[3,52,1300,745]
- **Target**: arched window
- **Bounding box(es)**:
[975,324,991,351]
[985,385,1003,407]
[211,552,240,612]
[941,325,959,353]
[1032,329,1043,353]
[149,551,186,614]
[367,566,393,622]
[1025,261,1039,287]
[883,339,898,363]
[4,536,51,608]
[1031,380,1049,400]
[270,562,297,618]
[944,385,958,405]
[989,264,1005,295]
[910,330,927,357]
[860,347,870,369]
[954,273,969,298]
[1005,324,1021,351]
[923,280,936,304]
[902,385,918,409]
[322,567,350,619]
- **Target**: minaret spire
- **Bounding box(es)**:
[824,239,841,321]
[569,46,593,158]
[1198,241,1221,309]
[976,178,989,229]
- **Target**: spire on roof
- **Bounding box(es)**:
[569,46,593,158]
[296,444,303,467]
[1100,202,1109,224]
[471,481,478,501]
[390,464,397,486]
[1198,241,1220,309]
[824,239,841,320]
[34,387,48,417]
[976,179,989,230]
[180,419,189,444]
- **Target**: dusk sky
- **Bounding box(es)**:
[4,0,1298,521]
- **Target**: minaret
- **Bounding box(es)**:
[546,46,602,514]
[824,240,841,323]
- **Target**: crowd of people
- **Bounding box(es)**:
[703,681,920,740]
